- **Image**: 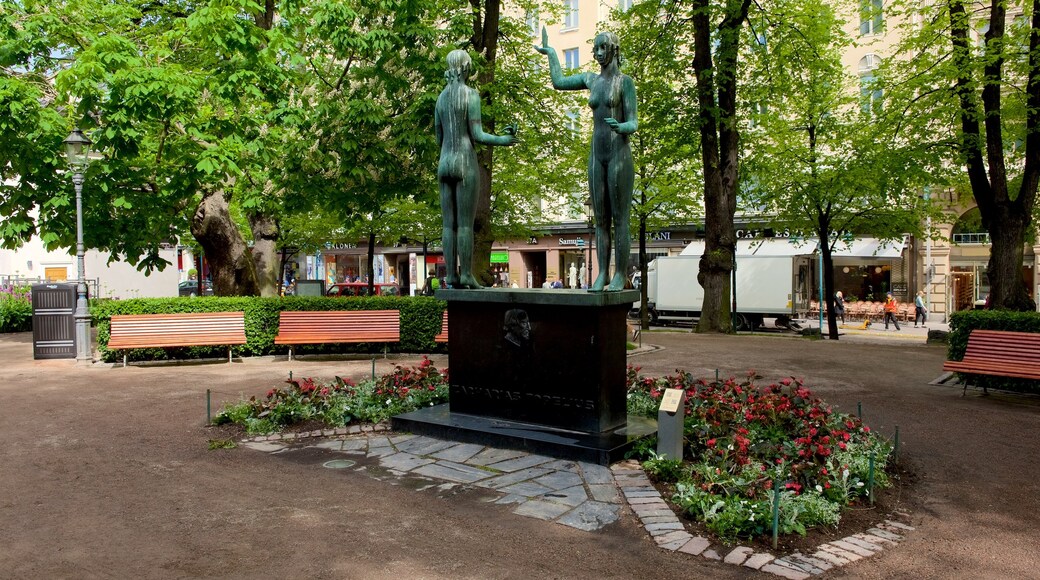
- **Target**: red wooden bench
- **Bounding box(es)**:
[942,329,1040,394]
[274,310,400,360]
[107,312,247,367]
[435,311,448,343]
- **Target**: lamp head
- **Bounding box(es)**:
[63,128,92,171]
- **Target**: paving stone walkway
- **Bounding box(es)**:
[242,428,623,532]
[242,428,914,577]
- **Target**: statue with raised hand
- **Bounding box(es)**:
[535,27,637,292]
[436,49,520,289]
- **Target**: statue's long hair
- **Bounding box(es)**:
[444,49,472,83]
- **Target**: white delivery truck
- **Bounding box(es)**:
[642,239,815,330]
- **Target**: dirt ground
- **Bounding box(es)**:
[1,330,1038,579]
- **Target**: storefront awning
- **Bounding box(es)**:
[678,236,907,259]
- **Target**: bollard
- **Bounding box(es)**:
[868,452,876,505]
[772,480,781,550]
[206,389,211,424]
[289,370,293,381]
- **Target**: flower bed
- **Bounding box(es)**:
[214,356,449,434]
[626,365,893,542]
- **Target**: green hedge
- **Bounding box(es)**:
[91,296,447,363]
[947,309,1040,394]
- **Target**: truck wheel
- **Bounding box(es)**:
[649,309,660,326]
[734,313,754,331]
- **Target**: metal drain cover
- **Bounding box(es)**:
[322,459,357,469]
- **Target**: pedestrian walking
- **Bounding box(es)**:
[834,291,846,324]
[883,292,901,331]
[914,291,928,328]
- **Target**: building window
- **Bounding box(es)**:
[859,54,882,114]
[617,0,633,12]
[525,10,539,36]
[860,0,883,35]
[565,108,581,133]
[563,0,579,30]
[564,48,580,70]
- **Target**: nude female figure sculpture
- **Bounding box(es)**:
[435,49,519,289]
[535,28,637,292]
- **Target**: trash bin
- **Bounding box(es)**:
[294,280,326,297]
[31,283,76,359]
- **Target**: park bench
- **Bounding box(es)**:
[107,312,247,367]
[942,329,1040,394]
[274,310,400,360]
[435,311,449,343]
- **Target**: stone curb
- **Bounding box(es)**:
[238,422,390,443]
[610,463,914,577]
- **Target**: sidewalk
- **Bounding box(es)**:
[1,330,1038,579]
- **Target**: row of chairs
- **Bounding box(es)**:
[808,300,915,322]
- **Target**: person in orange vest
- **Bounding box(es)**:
[883,292,901,331]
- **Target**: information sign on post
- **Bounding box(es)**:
[657,388,686,460]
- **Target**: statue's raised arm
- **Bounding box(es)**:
[534,27,587,91]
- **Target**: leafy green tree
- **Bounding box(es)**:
[0,0,290,296]
[885,0,1039,311]
[741,0,941,339]
[468,4,586,284]
[616,2,704,329]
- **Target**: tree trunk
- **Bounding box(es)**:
[191,190,260,296]
[470,0,502,287]
[987,211,1035,310]
[950,0,1038,312]
[367,230,376,293]
[692,0,749,333]
[821,231,840,340]
[248,213,280,297]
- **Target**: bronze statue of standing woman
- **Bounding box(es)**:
[435,49,519,289]
[536,28,638,292]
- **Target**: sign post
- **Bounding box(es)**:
[657,388,686,460]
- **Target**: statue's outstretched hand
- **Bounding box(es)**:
[503,124,521,145]
[534,26,551,55]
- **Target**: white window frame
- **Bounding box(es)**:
[564,48,580,70]
[563,0,579,30]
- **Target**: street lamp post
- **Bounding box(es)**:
[64,128,93,365]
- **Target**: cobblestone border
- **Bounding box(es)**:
[239,422,390,442]
[611,460,914,579]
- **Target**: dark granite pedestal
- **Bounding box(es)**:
[391,288,656,465]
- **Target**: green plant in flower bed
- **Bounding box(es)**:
[214,356,449,434]
[0,284,32,333]
[625,365,891,542]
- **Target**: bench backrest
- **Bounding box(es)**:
[276,310,400,343]
[434,311,449,343]
[963,329,1040,364]
[108,312,247,348]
